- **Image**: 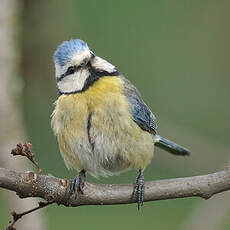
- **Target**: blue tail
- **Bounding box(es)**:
[155,135,190,156]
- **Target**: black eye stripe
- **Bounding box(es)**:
[66,66,76,75]
[57,65,79,82]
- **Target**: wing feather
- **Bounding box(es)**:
[121,76,157,134]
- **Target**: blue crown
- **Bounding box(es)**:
[53,39,89,66]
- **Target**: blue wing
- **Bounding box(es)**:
[121,76,157,134]
[129,97,157,134]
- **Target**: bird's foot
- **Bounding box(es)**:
[132,168,145,210]
[71,169,86,194]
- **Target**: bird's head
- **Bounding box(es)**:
[53,39,118,95]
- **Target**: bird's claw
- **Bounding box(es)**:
[71,169,86,194]
[132,169,145,210]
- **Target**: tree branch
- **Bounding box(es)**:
[0,167,230,207]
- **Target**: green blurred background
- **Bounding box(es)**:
[1,0,230,229]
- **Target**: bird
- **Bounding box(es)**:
[51,39,190,209]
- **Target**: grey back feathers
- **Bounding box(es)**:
[121,77,157,134]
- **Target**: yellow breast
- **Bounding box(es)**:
[51,76,154,176]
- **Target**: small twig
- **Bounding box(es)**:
[6,201,54,230]
[11,143,43,174]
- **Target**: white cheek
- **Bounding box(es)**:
[58,69,89,93]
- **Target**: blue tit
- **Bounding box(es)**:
[51,39,190,209]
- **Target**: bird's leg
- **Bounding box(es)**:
[132,168,145,210]
[72,169,86,194]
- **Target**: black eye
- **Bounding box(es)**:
[78,63,84,68]
[79,57,90,68]
[66,66,76,75]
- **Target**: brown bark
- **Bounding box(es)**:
[0,167,229,207]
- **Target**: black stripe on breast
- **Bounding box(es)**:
[87,112,95,152]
